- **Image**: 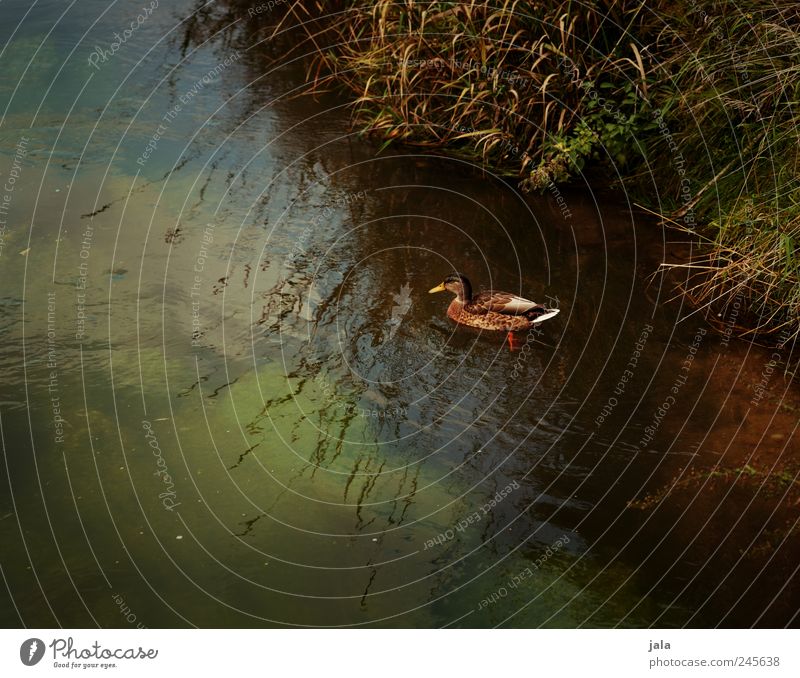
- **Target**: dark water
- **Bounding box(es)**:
[1,0,798,628]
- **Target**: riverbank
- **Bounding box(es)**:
[274,0,799,350]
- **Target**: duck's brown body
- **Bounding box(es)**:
[430,274,560,334]
[447,297,544,331]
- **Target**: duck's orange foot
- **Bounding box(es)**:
[506,332,518,351]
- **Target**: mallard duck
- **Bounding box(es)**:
[429,273,559,347]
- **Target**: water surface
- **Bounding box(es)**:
[1,0,798,628]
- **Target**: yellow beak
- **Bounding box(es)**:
[428,283,446,293]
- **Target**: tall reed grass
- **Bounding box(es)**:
[645,2,800,345]
[271,0,798,344]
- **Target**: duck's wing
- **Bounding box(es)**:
[471,290,545,315]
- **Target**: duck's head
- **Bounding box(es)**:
[429,273,472,302]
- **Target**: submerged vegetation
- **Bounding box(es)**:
[628,463,800,512]
[269,0,799,345]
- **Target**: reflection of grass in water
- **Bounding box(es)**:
[162,359,471,621]
[180,360,451,533]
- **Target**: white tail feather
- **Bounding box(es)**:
[532,308,560,323]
